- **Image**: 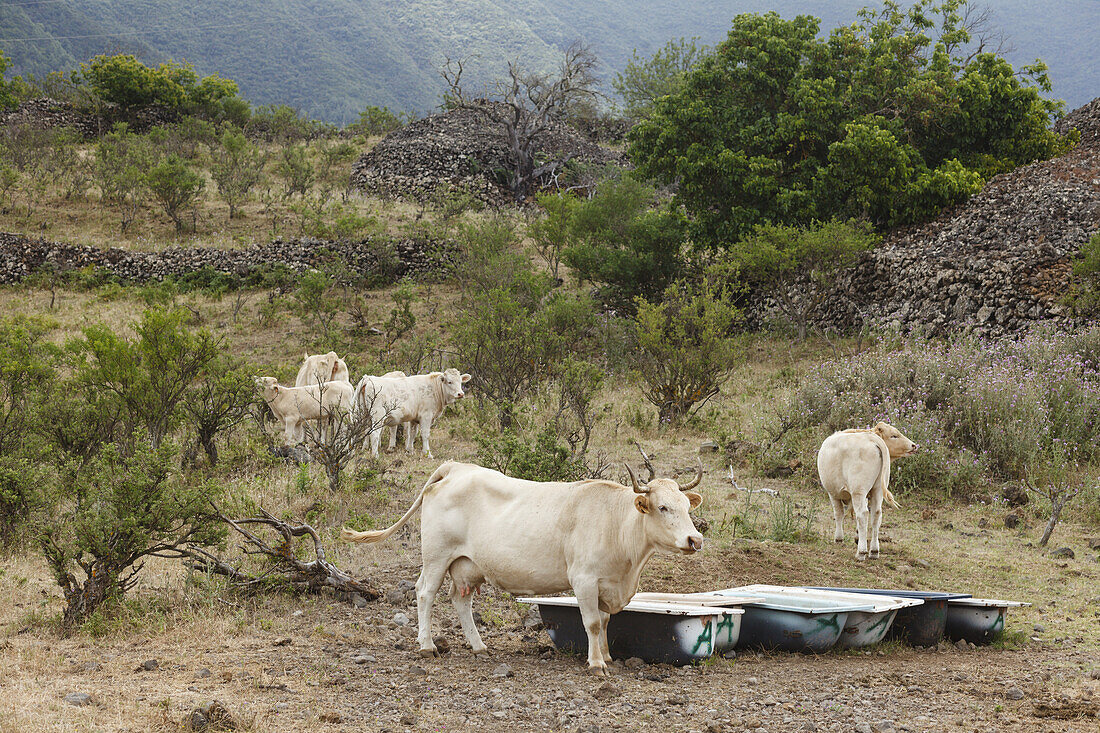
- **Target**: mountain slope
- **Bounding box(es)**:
[0,1,1095,123]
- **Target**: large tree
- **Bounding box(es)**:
[629,0,1075,247]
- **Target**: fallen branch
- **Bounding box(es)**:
[728,466,780,497]
[633,440,656,483]
[185,506,379,601]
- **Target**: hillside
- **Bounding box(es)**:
[0,0,1097,122]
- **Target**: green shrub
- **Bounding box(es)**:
[211,129,267,220]
[634,278,743,424]
[1068,231,1100,315]
[349,105,412,136]
[277,143,315,198]
[145,154,205,232]
[39,440,224,630]
[475,427,586,482]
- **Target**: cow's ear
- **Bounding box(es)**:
[684,491,703,509]
[634,495,650,514]
[461,373,472,383]
[428,371,443,379]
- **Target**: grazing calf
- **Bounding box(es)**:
[254,376,354,445]
[294,352,350,388]
[353,368,470,458]
[342,460,704,675]
[817,422,918,560]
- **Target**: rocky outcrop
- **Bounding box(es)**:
[0,98,176,138]
[350,101,625,203]
[758,97,1100,336]
[0,233,456,286]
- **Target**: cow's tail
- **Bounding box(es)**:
[341,462,452,544]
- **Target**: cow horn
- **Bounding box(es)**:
[624,463,648,494]
[679,461,703,491]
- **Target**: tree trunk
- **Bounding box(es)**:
[1038,492,1068,547]
[201,434,219,466]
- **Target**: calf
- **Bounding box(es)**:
[817,422,917,560]
[254,376,354,445]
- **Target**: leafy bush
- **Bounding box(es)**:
[612,37,709,120]
[633,278,743,424]
[39,440,224,630]
[350,105,412,136]
[560,176,687,310]
[94,124,153,231]
[211,128,267,219]
[145,154,205,232]
[630,1,1076,244]
[475,427,586,482]
[73,308,221,448]
[729,219,879,339]
[1068,231,1100,315]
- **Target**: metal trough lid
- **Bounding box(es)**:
[711,585,911,614]
[519,596,747,617]
[632,592,767,607]
[806,586,971,601]
[948,597,1030,608]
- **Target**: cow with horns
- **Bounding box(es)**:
[341,459,705,675]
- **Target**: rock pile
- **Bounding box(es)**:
[758,97,1100,336]
[351,100,625,203]
[0,233,457,286]
[0,97,176,138]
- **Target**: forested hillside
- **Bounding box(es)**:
[0,0,1096,122]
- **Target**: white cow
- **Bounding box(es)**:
[294,351,350,388]
[342,460,704,674]
[254,376,354,445]
[381,370,412,451]
[817,422,918,560]
[353,368,471,458]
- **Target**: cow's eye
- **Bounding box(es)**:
[658,505,668,513]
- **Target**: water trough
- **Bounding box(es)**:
[807,587,971,647]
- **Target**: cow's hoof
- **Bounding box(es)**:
[471,647,489,657]
[587,665,609,677]
[418,648,439,658]
[855,552,868,561]
[868,551,880,560]
[834,537,844,544]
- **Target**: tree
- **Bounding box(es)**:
[182,364,255,466]
[350,105,411,136]
[729,219,879,340]
[75,308,221,449]
[0,49,16,111]
[612,37,708,120]
[629,1,1076,246]
[560,176,687,311]
[39,440,223,630]
[211,129,267,220]
[442,42,600,201]
[529,191,577,282]
[146,154,205,232]
[634,278,742,424]
[94,124,152,232]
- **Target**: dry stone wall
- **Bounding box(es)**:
[754,97,1100,336]
[0,233,456,286]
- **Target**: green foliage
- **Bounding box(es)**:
[629,1,1077,244]
[1067,231,1100,316]
[247,104,332,142]
[73,308,221,449]
[454,216,531,293]
[529,190,577,281]
[0,455,49,545]
[475,427,586,482]
[350,105,412,136]
[560,176,688,310]
[0,49,16,110]
[94,124,153,232]
[145,154,205,232]
[181,362,255,466]
[633,278,743,424]
[729,219,879,339]
[612,37,709,119]
[276,143,315,198]
[77,54,248,122]
[0,315,58,454]
[39,439,224,629]
[210,129,267,219]
[293,270,339,344]
[384,285,417,351]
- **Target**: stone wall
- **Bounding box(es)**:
[0,233,457,286]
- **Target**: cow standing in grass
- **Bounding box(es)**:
[353,368,470,458]
[342,460,704,675]
[817,422,918,560]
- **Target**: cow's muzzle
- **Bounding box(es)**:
[908,444,920,454]
[683,535,704,553]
